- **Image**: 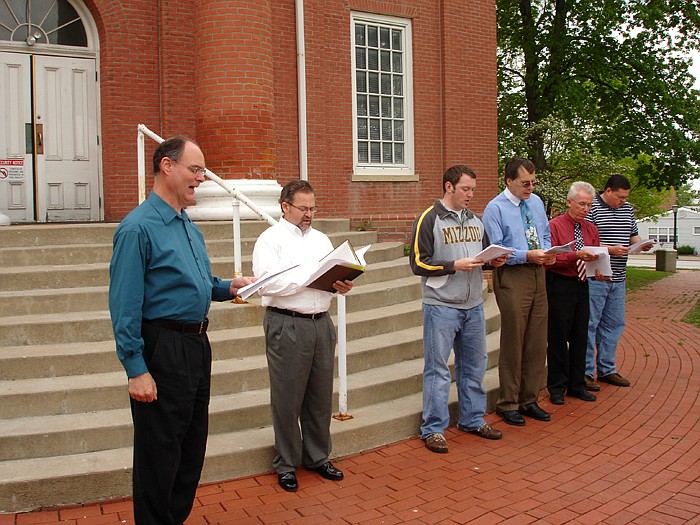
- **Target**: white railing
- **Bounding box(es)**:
[136,124,352,418]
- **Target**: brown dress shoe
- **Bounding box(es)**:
[598,373,631,387]
[424,433,448,453]
[468,423,503,440]
[585,375,601,392]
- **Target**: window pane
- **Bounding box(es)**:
[369,119,380,140]
[381,27,391,49]
[368,72,380,93]
[394,143,404,163]
[355,47,366,69]
[355,23,366,45]
[382,143,393,163]
[367,49,379,70]
[1,0,87,46]
[381,50,391,72]
[357,118,368,140]
[367,25,378,47]
[368,95,380,116]
[356,71,366,93]
[393,97,404,118]
[381,73,391,94]
[370,142,381,163]
[392,29,402,50]
[394,120,404,141]
[357,95,367,116]
[393,75,403,96]
[358,142,369,163]
[382,120,393,140]
[381,97,391,117]
[392,52,403,73]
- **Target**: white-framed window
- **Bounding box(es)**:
[351,12,415,180]
[694,226,700,235]
[648,226,675,243]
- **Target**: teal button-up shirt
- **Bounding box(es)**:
[109,192,232,378]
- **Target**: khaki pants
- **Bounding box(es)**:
[493,264,548,411]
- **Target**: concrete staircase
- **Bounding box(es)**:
[0,219,501,512]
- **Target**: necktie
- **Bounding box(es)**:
[520,200,540,250]
[574,222,586,281]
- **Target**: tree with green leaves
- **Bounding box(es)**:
[498,0,700,198]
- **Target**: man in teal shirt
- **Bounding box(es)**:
[109,136,253,524]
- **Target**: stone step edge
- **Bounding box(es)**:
[0,368,501,513]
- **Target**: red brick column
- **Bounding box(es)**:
[193,0,276,179]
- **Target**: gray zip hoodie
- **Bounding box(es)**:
[409,199,489,309]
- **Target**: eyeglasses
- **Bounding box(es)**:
[172,159,207,176]
[516,179,538,188]
[287,202,318,214]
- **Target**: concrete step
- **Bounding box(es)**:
[0,241,406,294]
[0,219,356,250]
[0,363,502,512]
[0,229,380,268]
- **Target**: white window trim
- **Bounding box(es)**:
[693,226,700,235]
[350,11,415,181]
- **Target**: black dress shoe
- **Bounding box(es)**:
[312,461,344,481]
[496,409,525,426]
[550,393,565,405]
[278,471,298,492]
[519,403,551,421]
[568,390,597,402]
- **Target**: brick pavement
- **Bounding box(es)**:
[6,270,700,524]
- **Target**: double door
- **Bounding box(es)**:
[0,52,100,222]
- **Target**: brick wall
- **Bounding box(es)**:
[86,0,498,237]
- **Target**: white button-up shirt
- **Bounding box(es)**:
[252,217,334,314]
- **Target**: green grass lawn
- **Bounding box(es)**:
[626,266,700,328]
[626,266,672,293]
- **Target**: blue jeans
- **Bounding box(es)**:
[586,280,626,377]
[420,303,487,438]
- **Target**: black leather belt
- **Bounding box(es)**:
[144,317,209,334]
[268,307,327,320]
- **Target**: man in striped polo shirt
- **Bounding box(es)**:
[584,174,649,390]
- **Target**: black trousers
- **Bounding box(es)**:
[546,272,589,396]
[131,322,212,525]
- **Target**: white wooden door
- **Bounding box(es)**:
[0,52,34,223]
[34,55,100,221]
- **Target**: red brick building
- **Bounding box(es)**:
[0,0,498,240]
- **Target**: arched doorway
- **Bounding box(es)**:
[0,0,101,222]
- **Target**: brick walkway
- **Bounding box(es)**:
[6,270,700,525]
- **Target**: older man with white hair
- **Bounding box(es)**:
[545,181,602,405]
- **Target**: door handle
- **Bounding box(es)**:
[35,124,44,154]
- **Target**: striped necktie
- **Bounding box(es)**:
[574,222,586,281]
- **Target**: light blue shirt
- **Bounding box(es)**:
[482,189,551,265]
[109,192,232,377]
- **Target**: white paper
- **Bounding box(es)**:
[583,246,611,278]
[545,240,576,254]
[474,244,515,263]
[301,240,369,289]
[628,239,655,255]
[238,264,299,300]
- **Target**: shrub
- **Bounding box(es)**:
[677,245,697,255]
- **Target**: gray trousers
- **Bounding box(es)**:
[264,308,336,473]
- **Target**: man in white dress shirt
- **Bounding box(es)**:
[252,180,353,492]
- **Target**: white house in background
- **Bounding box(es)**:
[637,206,700,254]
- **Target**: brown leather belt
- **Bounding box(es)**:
[268,307,327,320]
[144,317,209,334]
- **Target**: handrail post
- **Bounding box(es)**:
[137,129,146,204]
[232,199,242,278]
[333,293,353,420]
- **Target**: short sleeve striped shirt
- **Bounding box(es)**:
[585,193,639,282]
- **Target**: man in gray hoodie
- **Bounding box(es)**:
[410,165,507,453]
